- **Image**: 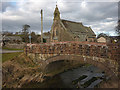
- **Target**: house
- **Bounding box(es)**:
[109,36,120,43]
[43,32,51,43]
[97,37,107,43]
[97,35,120,43]
[3,36,22,45]
[2,36,25,49]
[50,5,96,42]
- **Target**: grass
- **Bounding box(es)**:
[2,47,23,50]
[2,52,22,63]
[84,63,91,67]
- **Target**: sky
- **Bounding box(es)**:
[1,0,119,36]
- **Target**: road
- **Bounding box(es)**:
[0,49,23,54]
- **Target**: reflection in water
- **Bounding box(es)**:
[24,65,106,88]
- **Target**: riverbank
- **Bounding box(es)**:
[2,53,92,88]
[2,53,43,88]
[2,53,118,88]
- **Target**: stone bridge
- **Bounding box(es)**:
[25,41,119,76]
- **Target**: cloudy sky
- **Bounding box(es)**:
[1,0,119,36]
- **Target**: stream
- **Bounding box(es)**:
[24,65,106,88]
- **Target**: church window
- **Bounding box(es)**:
[55,13,57,17]
[56,30,58,36]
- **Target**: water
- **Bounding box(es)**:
[24,65,106,88]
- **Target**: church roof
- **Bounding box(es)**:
[61,19,96,37]
[84,26,96,37]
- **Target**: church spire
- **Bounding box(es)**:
[54,4,60,21]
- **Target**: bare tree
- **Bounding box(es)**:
[22,24,30,33]
[21,24,30,43]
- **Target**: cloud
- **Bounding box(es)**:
[1,0,119,36]
[1,2,17,12]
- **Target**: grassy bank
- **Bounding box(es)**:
[2,52,22,63]
[2,53,39,88]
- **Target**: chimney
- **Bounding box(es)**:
[41,9,43,43]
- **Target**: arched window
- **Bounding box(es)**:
[56,30,58,36]
[55,13,57,17]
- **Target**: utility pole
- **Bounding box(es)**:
[41,9,43,43]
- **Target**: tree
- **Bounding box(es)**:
[36,35,41,43]
[116,20,120,36]
[21,24,30,43]
[22,24,30,31]
[15,32,19,35]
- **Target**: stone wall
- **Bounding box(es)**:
[25,41,119,76]
[25,41,119,61]
[5,43,25,49]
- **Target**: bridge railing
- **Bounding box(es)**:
[24,41,119,61]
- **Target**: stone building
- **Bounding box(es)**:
[97,36,120,43]
[43,32,51,43]
[97,37,107,43]
[109,36,120,43]
[3,36,22,44]
[50,5,96,42]
[2,36,25,49]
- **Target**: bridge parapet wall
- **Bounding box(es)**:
[25,41,119,76]
[25,41,119,61]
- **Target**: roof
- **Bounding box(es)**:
[97,35,120,39]
[109,36,120,42]
[61,19,96,37]
[84,26,96,37]
[43,32,51,39]
[3,36,22,41]
[109,36,120,39]
[97,33,109,39]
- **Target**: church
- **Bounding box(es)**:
[50,5,96,42]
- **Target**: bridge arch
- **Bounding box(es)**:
[41,54,117,76]
[25,42,119,77]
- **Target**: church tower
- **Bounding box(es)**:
[51,5,61,42]
[54,5,60,21]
